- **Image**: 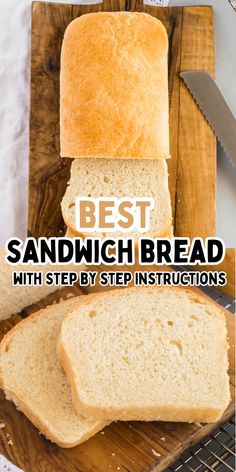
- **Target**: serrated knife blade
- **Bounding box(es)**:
[180,71,236,165]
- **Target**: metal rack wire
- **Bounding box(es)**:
[169,416,235,472]
[168,285,235,472]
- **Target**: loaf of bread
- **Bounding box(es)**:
[0,248,85,321]
[61,158,173,239]
[0,297,106,447]
[60,12,170,160]
[58,287,230,423]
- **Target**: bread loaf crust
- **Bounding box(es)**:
[0,301,106,447]
[64,224,173,240]
[60,12,170,160]
[0,248,86,321]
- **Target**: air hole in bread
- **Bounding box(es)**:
[89,310,97,319]
[156,318,164,327]
[167,321,174,326]
[69,203,75,209]
[170,340,183,356]
[143,319,148,326]
[188,323,193,328]
[206,310,213,316]
[120,325,129,333]
[189,296,202,304]
[122,356,130,365]
[190,315,199,321]
[103,176,110,183]
[4,342,11,352]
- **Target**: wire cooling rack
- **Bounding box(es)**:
[169,416,235,472]
[168,285,235,472]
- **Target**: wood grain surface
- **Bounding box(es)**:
[215,248,235,297]
[0,284,234,472]
[197,248,236,298]
[175,6,216,239]
[29,0,216,239]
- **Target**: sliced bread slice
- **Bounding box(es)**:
[0,297,106,447]
[0,247,86,321]
[58,287,230,423]
[61,158,173,239]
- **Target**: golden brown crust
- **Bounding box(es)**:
[60,12,170,160]
[64,224,174,240]
[0,302,106,447]
[2,385,105,448]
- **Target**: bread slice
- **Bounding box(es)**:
[61,158,173,239]
[60,12,169,160]
[0,247,86,321]
[58,287,230,423]
[0,297,106,447]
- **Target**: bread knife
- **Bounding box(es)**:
[180,71,236,166]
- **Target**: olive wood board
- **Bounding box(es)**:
[0,283,234,472]
[29,1,216,240]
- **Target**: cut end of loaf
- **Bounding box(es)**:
[61,158,173,239]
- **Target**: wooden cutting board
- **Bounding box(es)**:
[29,0,216,240]
[0,284,234,472]
[2,2,228,471]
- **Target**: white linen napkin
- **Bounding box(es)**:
[145,0,169,4]
[0,455,23,472]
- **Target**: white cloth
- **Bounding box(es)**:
[0,455,23,472]
[0,1,30,244]
[145,0,169,4]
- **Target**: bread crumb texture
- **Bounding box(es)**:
[0,297,106,447]
[60,287,230,423]
[61,158,172,238]
[0,248,85,321]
